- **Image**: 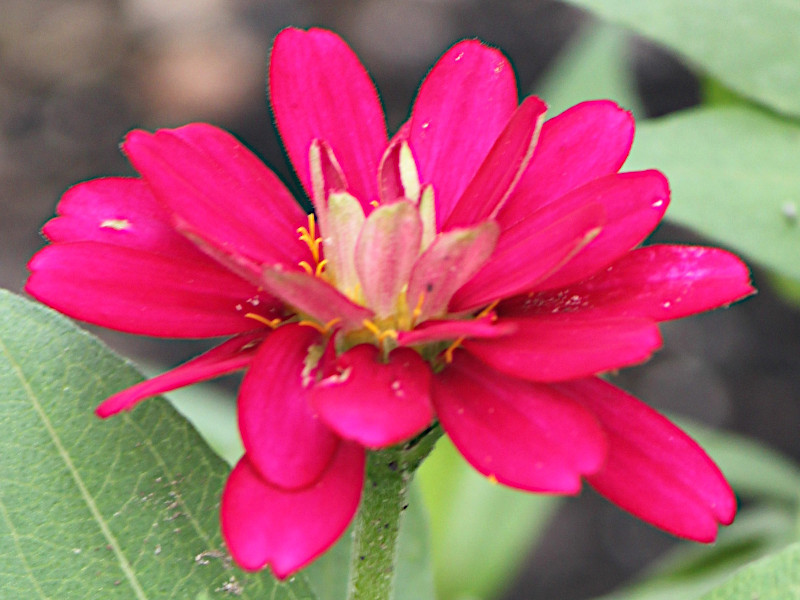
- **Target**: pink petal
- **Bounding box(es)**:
[396,314,516,347]
[463,315,661,382]
[502,245,755,321]
[221,443,365,577]
[433,351,606,492]
[444,96,548,229]
[26,242,267,337]
[535,170,670,290]
[354,200,422,317]
[260,266,373,331]
[407,221,499,320]
[238,324,340,489]
[43,177,202,261]
[270,28,388,207]
[123,124,309,269]
[554,377,736,541]
[450,203,605,312]
[409,40,518,229]
[498,100,635,229]
[310,345,433,448]
[96,331,267,417]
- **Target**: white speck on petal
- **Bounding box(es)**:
[100,218,131,231]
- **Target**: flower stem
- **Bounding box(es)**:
[346,425,442,600]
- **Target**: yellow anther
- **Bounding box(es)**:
[477,300,500,319]
[410,292,426,327]
[298,317,341,335]
[487,474,498,485]
[244,313,282,329]
[443,336,465,364]
[362,319,382,339]
[361,319,398,348]
[369,200,380,208]
[315,259,328,277]
[298,261,314,276]
[297,213,322,264]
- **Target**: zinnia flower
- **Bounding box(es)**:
[26,27,754,578]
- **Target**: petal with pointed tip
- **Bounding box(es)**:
[221,443,365,577]
[355,201,422,317]
[433,351,606,492]
[498,100,635,228]
[407,222,499,320]
[410,40,518,229]
[554,377,736,541]
[463,315,661,382]
[445,96,548,229]
[502,245,755,321]
[270,28,387,206]
[238,324,340,489]
[377,137,421,205]
[451,203,604,311]
[26,242,264,337]
[96,331,267,417]
[311,345,433,448]
[260,266,373,331]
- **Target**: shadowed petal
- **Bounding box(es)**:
[221,443,365,577]
[355,200,422,317]
[409,40,518,229]
[502,245,755,321]
[26,242,265,337]
[407,221,499,320]
[270,28,387,206]
[311,345,433,448]
[445,96,548,229]
[498,100,635,229]
[96,331,268,417]
[433,351,606,492]
[238,324,340,489]
[554,377,736,541]
[463,315,661,382]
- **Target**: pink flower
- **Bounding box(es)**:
[26,28,754,578]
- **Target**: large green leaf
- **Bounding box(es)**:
[534,21,644,119]
[417,437,560,600]
[624,106,800,282]
[697,541,800,600]
[0,290,315,599]
[561,0,800,118]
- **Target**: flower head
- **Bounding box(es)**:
[26,27,754,578]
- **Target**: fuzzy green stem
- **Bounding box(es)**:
[346,425,443,600]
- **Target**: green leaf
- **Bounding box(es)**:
[624,106,800,282]
[593,506,798,600]
[534,21,645,119]
[697,541,800,600]
[560,0,800,118]
[417,437,560,600]
[0,290,316,599]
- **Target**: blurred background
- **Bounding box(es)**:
[2,1,798,599]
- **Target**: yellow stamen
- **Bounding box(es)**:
[298,261,314,276]
[369,200,380,208]
[297,213,323,265]
[298,317,342,335]
[244,313,282,329]
[443,336,465,363]
[361,319,398,349]
[315,259,328,277]
[410,292,426,327]
[477,300,500,319]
